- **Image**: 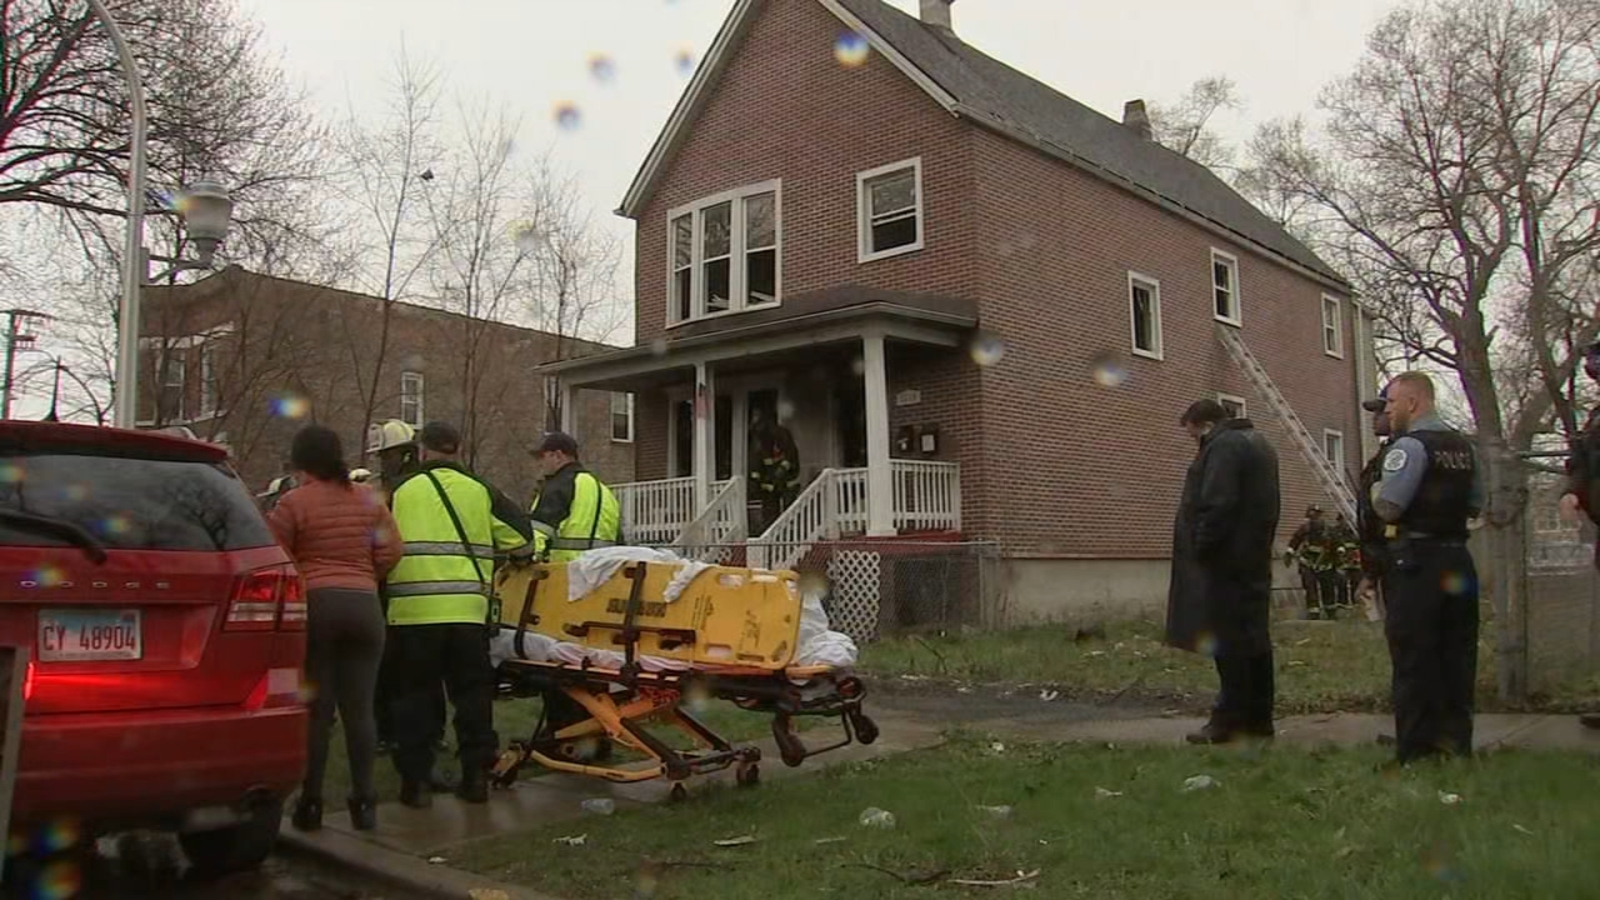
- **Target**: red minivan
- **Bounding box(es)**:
[0,422,306,876]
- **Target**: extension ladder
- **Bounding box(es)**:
[1216,324,1359,523]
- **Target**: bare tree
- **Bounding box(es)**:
[330,45,445,458]
[1245,0,1600,701]
[1148,75,1243,173]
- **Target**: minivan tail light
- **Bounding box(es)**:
[225,565,304,632]
[23,661,34,703]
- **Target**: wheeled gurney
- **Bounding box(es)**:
[488,555,878,798]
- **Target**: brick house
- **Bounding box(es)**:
[541,0,1378,620]
[137,266,635,506]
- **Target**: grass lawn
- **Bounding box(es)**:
[858,616,1516,715]
[455,734,1600,899]
[312,694,810,806]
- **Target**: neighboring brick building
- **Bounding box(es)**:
[540,0,1377,620]
[137,266,634,506]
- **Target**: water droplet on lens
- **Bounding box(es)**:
[970,333,1005,367]
[588,53,616,83]
[834,33,870,67]
[553,101,582,131]
[1091,352,1129,388]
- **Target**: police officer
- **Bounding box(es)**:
[1558,339,1600,731]
[387,421,533,807]
[1374,372,1484,764]
[528,431,622,561]
[1355,387,1396,620]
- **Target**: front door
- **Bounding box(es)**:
[833,375,867,468]
[671,396,734,480]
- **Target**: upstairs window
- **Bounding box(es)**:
[160,346,188,422]
[197,342,220,419]
[1218,394,1247,419]
[400,371,424,427]
[1211,249,1241,325]
[1322,294,1344,358]
[858,157,924,262]
[610,392,634,443]
[1128,272,1163,359]
[1323,429,1346,470]
[668,181,782,324]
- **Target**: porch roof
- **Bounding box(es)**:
[543,285,977,390]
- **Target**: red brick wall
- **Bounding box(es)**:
[630,0,979,348]
[969,128,1358,556]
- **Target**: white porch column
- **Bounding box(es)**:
[731,390,749,487]
[558,380,575,434]
[693,361,715,512]
[862,333,894,537]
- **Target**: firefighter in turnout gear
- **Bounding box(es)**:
[1286,506,1340,619]
[1374,372,1484,765]
[1558,339,1600,731]
[1331,514,1361,610]
[385,421,533,807]
[748,405,801,533]
[528,431,622,562]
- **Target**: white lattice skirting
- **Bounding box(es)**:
[825,550,883,643]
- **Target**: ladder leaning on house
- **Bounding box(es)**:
[1216,324,1359,524]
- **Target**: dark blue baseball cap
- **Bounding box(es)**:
[1362,386,1388,414]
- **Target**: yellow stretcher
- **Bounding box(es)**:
[489,560,878,799]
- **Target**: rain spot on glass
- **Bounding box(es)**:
[0,462,24,485]
[269,393,309,420]
[97,514,132,538]
[674,47,697,77]
[553,101,582,131]
[588,53,617,84]
[32,857,83,898]
[33,565,66,588]
[776,399,796,423]
[1440,570,1469,595]
[850,356,866,376]
[970,333,1006,367]
[650,337,669,357]
[1091,352,1130,388]
[511,220,543,255]
[1195,631,1219,658]
[834,32,870,67]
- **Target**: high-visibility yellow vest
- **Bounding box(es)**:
[387,467,528,626]
[532,471,622,563]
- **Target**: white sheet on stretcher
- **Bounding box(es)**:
[491,551,859,672]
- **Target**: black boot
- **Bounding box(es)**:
[348,797,377,831]
[291,796,323,832]
[1580,713,1600,730]
[457,770,489,804]
[1185,721,1236,745]
[399,779,432,810]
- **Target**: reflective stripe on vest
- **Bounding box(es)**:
[551,472,622,563]
[402,540,497,558]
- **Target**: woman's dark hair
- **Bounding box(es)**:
[290,425,351,484]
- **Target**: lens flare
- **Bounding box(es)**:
[970,333,1006,367]
[1091,353,1130,388]
[268,393,310,420]
[553,101,582,131]
[588,53,617,83]
[31,565,66,588]
[834,33,870,67]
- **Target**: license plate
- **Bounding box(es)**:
[37,609,143,662]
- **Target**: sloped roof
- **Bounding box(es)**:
[620,0,1345,288]
[836,0,1342,284]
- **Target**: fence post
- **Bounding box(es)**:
[1485,439,1529,706]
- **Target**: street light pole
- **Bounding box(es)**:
[87,0,149,429]
[2,310,50,419]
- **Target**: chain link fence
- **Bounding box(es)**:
[664,539,1005,643]
[1517,454,1600,696]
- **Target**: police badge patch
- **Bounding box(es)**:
[1383,448,1409,473]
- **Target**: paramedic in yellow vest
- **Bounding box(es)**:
[528,431,622,561]
[386,421,532,808]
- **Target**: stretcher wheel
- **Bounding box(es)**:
[852,712,880,745]
[669,783,689,803]
[735,761,760,787]
[772,716,807,768]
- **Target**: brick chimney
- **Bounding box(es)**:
[1122,99,1153,141]
[920,0,954,31]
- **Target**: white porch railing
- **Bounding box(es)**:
[675,477,747,552]
[748,468,843,571]
[893,460,961,532]
[615,476,731,546]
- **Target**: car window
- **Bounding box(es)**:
[0,454,275,552]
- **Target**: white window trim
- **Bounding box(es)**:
[1321,294,1345,359]
[1217,393,1248,418]
[196,342,222,420]
[1323,428,1345,461]
[610,392,636,443]
[400,371,425,428]
[1127,271,1164,361]
[666,179,783,328]
[162,346,188,422]
[857,156,925,263]
[1210,248,1242,327]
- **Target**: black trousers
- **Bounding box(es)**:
[1212,651,1275,731]
[1384,542,1479,763]
[375,632,445,747]
[386,623,499,783]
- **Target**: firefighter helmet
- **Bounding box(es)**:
[366,419,417,455]
[349,467,374,484]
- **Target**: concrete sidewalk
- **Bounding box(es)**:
[276,708,945,898]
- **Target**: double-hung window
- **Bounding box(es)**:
[668,181,781,324]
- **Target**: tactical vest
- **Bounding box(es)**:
[1357,444,1389,575]
[1397,430,1477,540]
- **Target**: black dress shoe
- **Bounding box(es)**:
[399,780,432,810]
[457,771,489,804]
[291,796,323,832]
[1185,722,1236,745]
[348,797,377,831]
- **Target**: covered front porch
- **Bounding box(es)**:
[541,287,974,566]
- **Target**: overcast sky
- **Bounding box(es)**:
[240,0,1399,265]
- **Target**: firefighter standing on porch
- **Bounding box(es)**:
[385,421,533,807]
[1374,372,1484,765]
[749,405,801,533]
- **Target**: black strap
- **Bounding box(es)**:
[421,470,493,626]
[581,473,604,549]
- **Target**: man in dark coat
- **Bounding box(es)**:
[1166,398,1282,745]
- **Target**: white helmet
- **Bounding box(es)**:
[365,419,417,455]
[349,467,374,484]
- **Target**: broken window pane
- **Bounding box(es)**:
[702,202,731,259]
[747,248,776,305]
[745,193,776,249]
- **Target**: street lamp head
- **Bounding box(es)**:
[177,180,233,264]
